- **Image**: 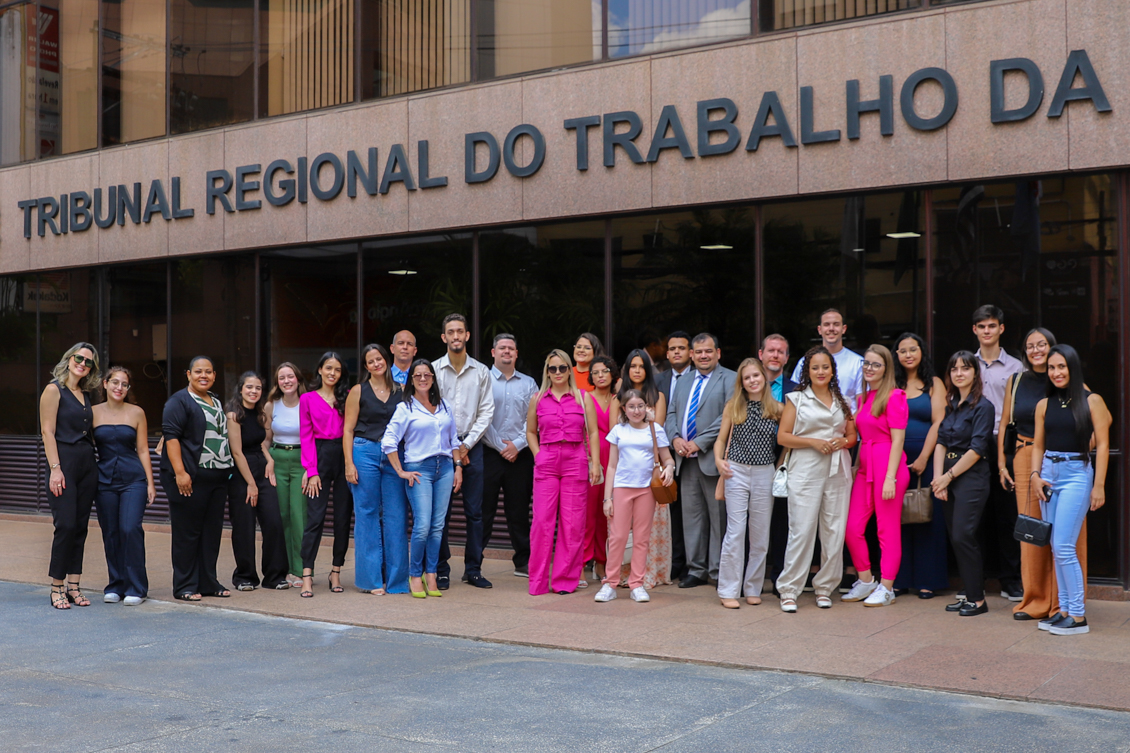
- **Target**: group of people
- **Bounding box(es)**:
[40,306,1109,636]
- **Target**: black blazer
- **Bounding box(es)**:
[160,388,215,479]
[780,376,799,397]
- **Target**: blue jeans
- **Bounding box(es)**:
[405,455,455,578]
[350,439,410,593]
[1040,453,1093,617]
[96,481,149,598]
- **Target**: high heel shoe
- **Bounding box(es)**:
[300,572,314,598]
[410,577,427,599]
[329,567,344,593]
[65,582,90,607]
[425,573,442,598]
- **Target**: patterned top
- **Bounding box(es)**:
[190,392,233,469]
[727,401,778,466]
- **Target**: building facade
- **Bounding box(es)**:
[1,0,1127,592]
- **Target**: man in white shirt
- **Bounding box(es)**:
[481,334,538,578]
[972,304,1024,602]
[432,314,495,589]
[790,308,864,403]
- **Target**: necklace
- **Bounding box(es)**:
[1058,395,1072,408]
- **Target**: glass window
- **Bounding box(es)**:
[758,0,913,33]
[170,0,256,134]
[261,0,355,116]
[36,1,99,157]
[475,0,599,79]
[102,0,168,146]
[170,256,255,404]
[359,0,470,100]
[105,262,168,430]
[362,233,472,363]
[608,0,750,58]
[0,274,40,435]
[762,191,926,368]
[480,222,604,373]
[262,245,359,379]
[0,3,39,165]
[612,210,756,370]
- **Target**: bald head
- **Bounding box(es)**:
[391,330,417,370]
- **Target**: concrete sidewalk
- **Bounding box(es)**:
[4,514,1129,713]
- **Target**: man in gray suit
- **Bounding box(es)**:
[665,333,736,588]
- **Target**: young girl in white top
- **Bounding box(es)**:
[595,390,675,604]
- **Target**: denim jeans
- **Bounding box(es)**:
[1040,453,1093,617]
[405,455,455,578]
[350,439,410,593]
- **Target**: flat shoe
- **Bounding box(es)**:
[236,583,256,592]
[175,593,202,601]
[203,590,231,598]
[780,598,797,613]
[720,598,740,609]
[816,596,832,609]
[918,589,936,599]
[746,596,762,606]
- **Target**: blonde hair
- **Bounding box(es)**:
[538,349,582,404]
[725,357,782,424]
[863,344,897,417]
[52,342,101,393]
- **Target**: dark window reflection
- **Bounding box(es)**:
[359,0,471,100]
[0,275,40,435]
[170,0,256,134]
[758,0,912,33]
[475,0,598,80]
[105,263,168,429]
[101,0,167,146]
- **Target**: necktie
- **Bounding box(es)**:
[686,374,705,442]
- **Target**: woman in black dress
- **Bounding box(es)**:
[40,343,101,609]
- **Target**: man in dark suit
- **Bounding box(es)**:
[760,334,797,586]
[665,333,736,588]
[657,331,693,581]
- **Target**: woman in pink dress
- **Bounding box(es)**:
[582,355,618,586]
[842,344,910,608]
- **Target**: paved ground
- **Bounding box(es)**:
[4,514,1130,717]
[4,580,1130,753]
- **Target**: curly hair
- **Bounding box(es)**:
[797,346,853,418]
[52,342,101,393]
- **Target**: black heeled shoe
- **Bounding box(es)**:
[50,584,70,610]
[329,568,344,593]
[65,582,90,607]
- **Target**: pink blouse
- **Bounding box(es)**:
[300,391,344,477]
[535,391,586,445]
[855,389,909,483]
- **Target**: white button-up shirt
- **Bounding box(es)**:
[483,366,538,453]
[432,353,495,450]
[791,346,864,404]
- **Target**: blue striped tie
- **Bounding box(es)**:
[686,374,705,442]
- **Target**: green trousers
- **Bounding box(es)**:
[270,446,307,577]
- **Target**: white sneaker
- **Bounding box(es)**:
[863,585,896,607]
[841,579,879,602]
[123,596,145,606]
[103,593,121,603]
[630,587,650,603]
[594,584,617,602]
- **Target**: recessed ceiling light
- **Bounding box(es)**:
[388,269,417,275]
[886,232,922,239]
[700,244,733,250]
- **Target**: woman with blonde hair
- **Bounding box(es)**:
[842,344,910,607]
[526,350,602,595]
[714,358,782,608]
[41,343,101,609]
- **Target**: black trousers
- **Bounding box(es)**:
[984,454,1021,587]
[768,495,789,582]
[300,439,353,571]
[482,446,534,569]
[438,441,485,579]
[669,488,687,580]
[162,466,231,597]
[942,457,991,603]
[48,442,98,580]
[228,452,289,588]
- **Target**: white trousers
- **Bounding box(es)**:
[717,463,774,599]
[775,471,850,600]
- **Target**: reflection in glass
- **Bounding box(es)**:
[0,274,40,435]
[105,263,168,428]
[170,0,256,134]
[0,3,39,164]
[362,234,472,363]
[262,245,359,377]
[758,0,912,33]
[612,210,755,369]
[608,0,750,58]
[262,0,355,116]
[102,0,168,146]
[475,0,599,79]
[480,223,604,372]
[40,0,99,156]
[359,0,470,99]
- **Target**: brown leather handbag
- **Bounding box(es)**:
[650,423,677,505]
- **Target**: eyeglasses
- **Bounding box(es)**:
[1025,342,1049,352]
[107,380,130,391]
[590,369,611,378]
[573,344,592,352]
[862,361,884,371]
[72,354,95,368]
[412,373,433,381]
[895,348,919,357]
[546,365,569,374]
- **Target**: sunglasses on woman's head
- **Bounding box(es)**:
[72,354,95,368]
[546,365,569,374]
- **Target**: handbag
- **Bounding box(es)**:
[649,422,677,505]
[772,448,791,498]
[1002,373,1021,471]
[1014,488,1053,547]
[901,474,933,525]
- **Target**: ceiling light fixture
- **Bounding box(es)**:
[388,269,417,275]
[886,232,922,239]
[700,244,733,250]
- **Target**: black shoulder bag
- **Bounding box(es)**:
[1013,488,1052,548]
[1001,373,1020,474]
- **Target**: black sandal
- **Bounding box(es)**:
[65,582,90,607]
[203,590,231,598]
[300,573,314,598]
[50,584,70,610]
[175,592,202,601]
[329,568,344,593]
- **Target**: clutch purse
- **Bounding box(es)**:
[901,475,933,525]
[1014,490,1053,547]
[772,449,791,498]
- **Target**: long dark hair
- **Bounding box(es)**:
[1021,327,1057,371]
[1046,344,1092,458]
[943,351,984,408]
[310,352,349,415]
[226,371,267,426]
[797,346,852,418]
[360,343,398,393]
[405,358,443,410]
[892,332,937,394]
[618,349,659,408]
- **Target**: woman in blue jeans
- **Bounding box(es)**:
[1031,345,1111,636]
[382,359,461,599]
[344,344,406,595]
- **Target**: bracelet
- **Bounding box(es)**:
[50,463,59,469]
